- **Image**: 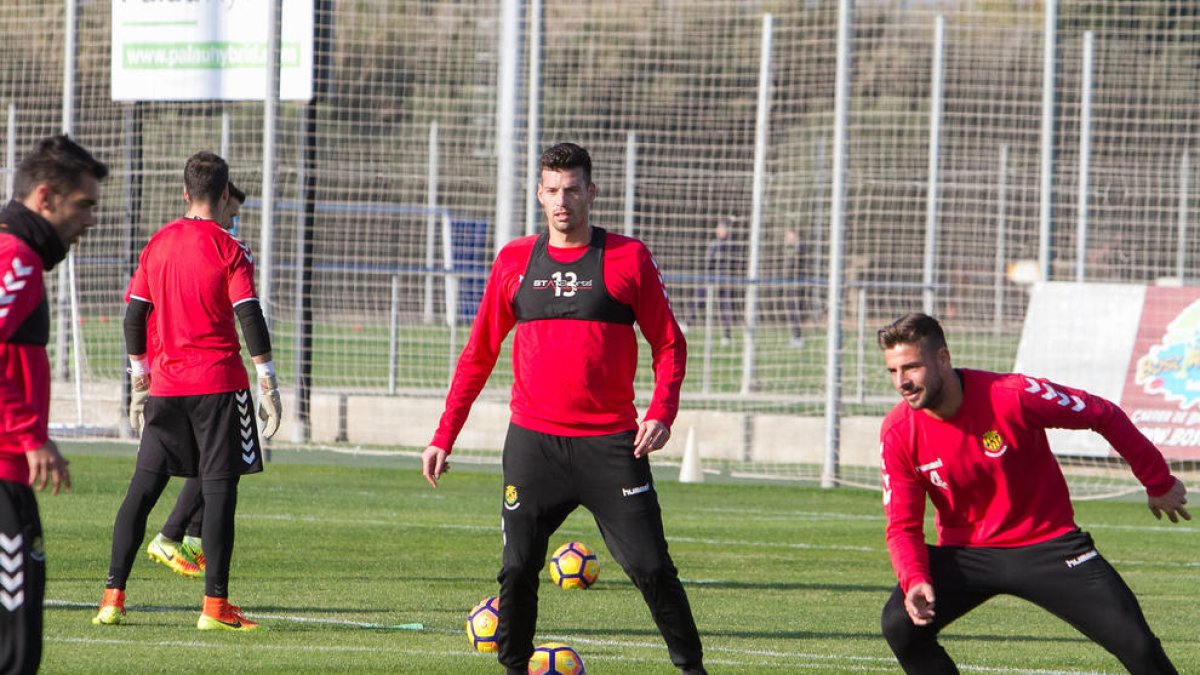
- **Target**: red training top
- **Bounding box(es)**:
[127,217,258,396]
[430,229,686,453]
[880,369,1177,592]
[0,235,48,484]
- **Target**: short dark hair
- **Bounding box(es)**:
[228,181,246,204]
[13,135,108,200]
[540,142,592,184]
[184,151,229,206]
[877,313,948,352]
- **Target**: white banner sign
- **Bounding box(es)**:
[111,0,314,102]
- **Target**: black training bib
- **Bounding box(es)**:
[513,226,634,325]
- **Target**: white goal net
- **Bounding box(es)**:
[3,0,1198,497]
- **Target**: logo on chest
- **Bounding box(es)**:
[917,458,949,490]
[532,270,594,298]
[980,429,1009,458]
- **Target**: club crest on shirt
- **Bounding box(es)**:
[504,485,521,511]
[981,429,1009,458]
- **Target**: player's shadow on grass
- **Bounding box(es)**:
[680,580,894,593]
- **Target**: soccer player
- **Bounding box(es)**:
[877,312,1189,674]
[421,142,707,675]
[140,181,247,579]
[94,154,280,631]
[0,134,107,673]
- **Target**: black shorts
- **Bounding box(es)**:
[137,389,265,480]
[0,481,44,673]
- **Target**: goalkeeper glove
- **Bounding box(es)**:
[128,358,150,435]
[256,362,282,440]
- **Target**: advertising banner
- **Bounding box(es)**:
[1120,287,1200,460]
[111,0,314,101]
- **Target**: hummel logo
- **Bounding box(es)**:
[1064,549,1099,568]
[0,533,22,554]
[621,482,651,497]
[1,570,23,593]
[1,589,24,611]
[0,256,34,319]
[1024,378,1085,412]
[10,257,33,277]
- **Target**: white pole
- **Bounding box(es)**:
[623,132,637,237]
[1075,31,1093,283]
[62,0,83,423]
[994,145,1009,333]
[494,0,522,250]
[823,0,853,489]
[442,212,459,385]
[1179,151,1190,281]
[856,287,866,403]
[741,12,772,396]
[1038,0,1058,281]
[220,110,231,159]
[260,0,282,325]
[5,104,15,201]
[388,275,399,395]
[424,122,439,324]
[62,0,76,135]
[523,0,542,237]
[923,15,945,315]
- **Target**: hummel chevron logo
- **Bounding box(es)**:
[243,450,257,464]
[3,270,27,292]
[0,257,34,318]
[236,391,249,404]
[241,425,253,440]
[0,553,20,574]
[0,590,24,611]
[1024,378,1086,412]
[10,257,32,277]
[1,570,23,593]
[0,533,22,554]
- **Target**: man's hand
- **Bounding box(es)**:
[128,374,150,435]
[422,445,450,488]
[904,582,936,626]
[27,439,71,496]
[633,419,671,458]
[1148,478,1191,523]
[258,373,282,440]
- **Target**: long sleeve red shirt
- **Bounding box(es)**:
[0,235,49,485]
[431,229,686,453]
[880,369,1176,592]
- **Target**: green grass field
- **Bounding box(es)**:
[39,442,1198,674]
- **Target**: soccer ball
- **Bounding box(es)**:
[528,642,586,674]
[548,541,599,589]
[465,596,500,652]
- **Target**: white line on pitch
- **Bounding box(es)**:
[49,601,1115,674]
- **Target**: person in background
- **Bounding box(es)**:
[140,181,248,580]
[0,134,107,672]
[95,154,279,631]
